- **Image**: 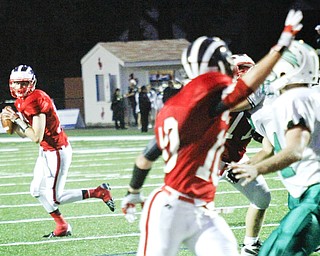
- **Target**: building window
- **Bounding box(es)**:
[95,75,105,102]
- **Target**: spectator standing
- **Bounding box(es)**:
[126,76,138,126]
[111,88,126,129]
[139,85,151,132]
[163,80,181,103]
[129,73,138,86]
[154,85,164,117]
[147,84,157,128]
[135,86,141,129]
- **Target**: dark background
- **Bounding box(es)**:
[0,0,319,108]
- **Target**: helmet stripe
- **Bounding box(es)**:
[181,36,233,79]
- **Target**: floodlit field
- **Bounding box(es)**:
[0,128,319,256]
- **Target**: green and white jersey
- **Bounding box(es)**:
[252,87,320,198]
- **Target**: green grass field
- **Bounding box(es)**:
[0,128,319,256]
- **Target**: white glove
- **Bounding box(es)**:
[276,9,303,49]
[121,191,145,223]
[124,205,137,223]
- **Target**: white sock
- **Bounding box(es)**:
[243,236,258,245]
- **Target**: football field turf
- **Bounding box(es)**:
[0,128,319,256]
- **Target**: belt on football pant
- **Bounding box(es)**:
[161,185,195,204]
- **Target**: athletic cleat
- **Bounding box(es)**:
[92,183,115,212]
[43,224,72,238]
[240,240,262,256]
[315,245,320,252]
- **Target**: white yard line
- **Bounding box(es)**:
[0,233,140,247]
[0,222,281,247]
[0,135,154,143]
[0,213,122,224]
[73,147,144,154]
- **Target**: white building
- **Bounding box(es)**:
[81,39,189,126]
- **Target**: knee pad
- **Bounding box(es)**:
[250,189,271,209]
[233,176,271,209]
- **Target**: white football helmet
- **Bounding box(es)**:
[9,65,37,99]
[266,40,319,91]
[181,36,234,79]
[231,54,255,78]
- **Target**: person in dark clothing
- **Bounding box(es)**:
[111,88,126,129]
[126,81,138,126]
[139,85,151,132]
[162,80,182,103]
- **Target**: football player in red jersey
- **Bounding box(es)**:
[1,65,115,238]
[122,54,269,255]
[133,10,303,256]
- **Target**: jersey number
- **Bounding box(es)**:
[158,117,226,185]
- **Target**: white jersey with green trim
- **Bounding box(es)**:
[252,87,320,198]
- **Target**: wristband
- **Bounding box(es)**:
[271,44,287,54]
[276,30,293,49]
[129,164,150,190]
[13,118,29,132]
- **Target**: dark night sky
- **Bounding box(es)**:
[0,0,319,108]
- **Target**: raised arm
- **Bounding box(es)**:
[221,10,303,112]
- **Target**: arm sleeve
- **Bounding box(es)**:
[211,79,254,116]
[247,87,265,109]
[143,137,162,161]
[223,79,254,109]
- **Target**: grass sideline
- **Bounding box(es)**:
[0,128,319,256]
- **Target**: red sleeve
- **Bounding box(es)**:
[222,78,253,109]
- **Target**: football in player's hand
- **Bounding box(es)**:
[1,107,15,134]
[1,116,14,134]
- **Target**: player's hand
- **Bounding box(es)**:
[284,9,303,35]
[276,9,303,49]
[121,191,145,223]
[1,106,19,122]
[230,163,259,186]
[219,164,240,184]
[225,166,240,184]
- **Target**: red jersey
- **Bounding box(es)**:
[221,112,253,163]
[15,89,68,151]
[155,72,252,202]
